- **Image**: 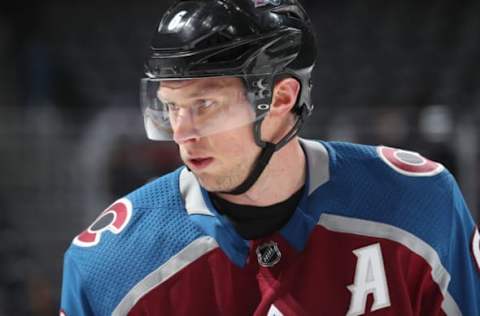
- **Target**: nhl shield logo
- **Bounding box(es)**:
[256,241,281,267]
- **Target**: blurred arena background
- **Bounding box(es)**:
[0,0,479,314]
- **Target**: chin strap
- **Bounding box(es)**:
[222,142,276,195]
[216,73,311,196]
[220,113,305,195]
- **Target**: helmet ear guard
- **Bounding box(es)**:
[248,73,309,149]
[224,73,307,195]
[143,0,317,194]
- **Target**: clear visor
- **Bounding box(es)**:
[140,76,269,141]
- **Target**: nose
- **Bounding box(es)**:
[171,108,200,144]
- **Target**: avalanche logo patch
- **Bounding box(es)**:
[73,198,133,247]
[377,146,444,177]
[473,226,480,272]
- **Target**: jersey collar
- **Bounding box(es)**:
[178,138,331,266]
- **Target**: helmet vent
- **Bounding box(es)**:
[195,31,233,50]
[285,11,302,21]
[202,41,255,64]
[272,5,306,22]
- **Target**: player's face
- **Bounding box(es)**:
[158,77,261,192]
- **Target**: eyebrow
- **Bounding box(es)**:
[186,85,224,98]
[159,82,227,103]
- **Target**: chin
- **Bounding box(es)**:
[193,171,239,193]
[192,172,217,191]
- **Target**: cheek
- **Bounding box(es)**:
[211,126,258,159]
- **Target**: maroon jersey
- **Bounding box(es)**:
[61,140,480,315]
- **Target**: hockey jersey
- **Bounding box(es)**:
[60,139,480,315]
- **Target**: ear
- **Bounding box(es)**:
[269,78,300,116]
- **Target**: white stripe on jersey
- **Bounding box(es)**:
[318,213,462,316]
[112,236,219,316]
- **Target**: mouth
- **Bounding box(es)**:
[188,157,214,170]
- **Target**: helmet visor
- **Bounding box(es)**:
[140,76,269,141]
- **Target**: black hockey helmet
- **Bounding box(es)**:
[141,0,317,194]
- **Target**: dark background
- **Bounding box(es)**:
[0,0,479,314]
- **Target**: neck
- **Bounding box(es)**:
[217,137,306,206]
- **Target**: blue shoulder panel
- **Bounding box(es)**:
[61,168,205,315]
[310,141,479,315]
[61,252,94,316]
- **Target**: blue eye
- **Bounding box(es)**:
[198,100,216,109]
[166,103,179,112]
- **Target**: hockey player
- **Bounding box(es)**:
[60,0,480,315]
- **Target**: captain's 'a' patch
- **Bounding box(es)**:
[377,146,444,177]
